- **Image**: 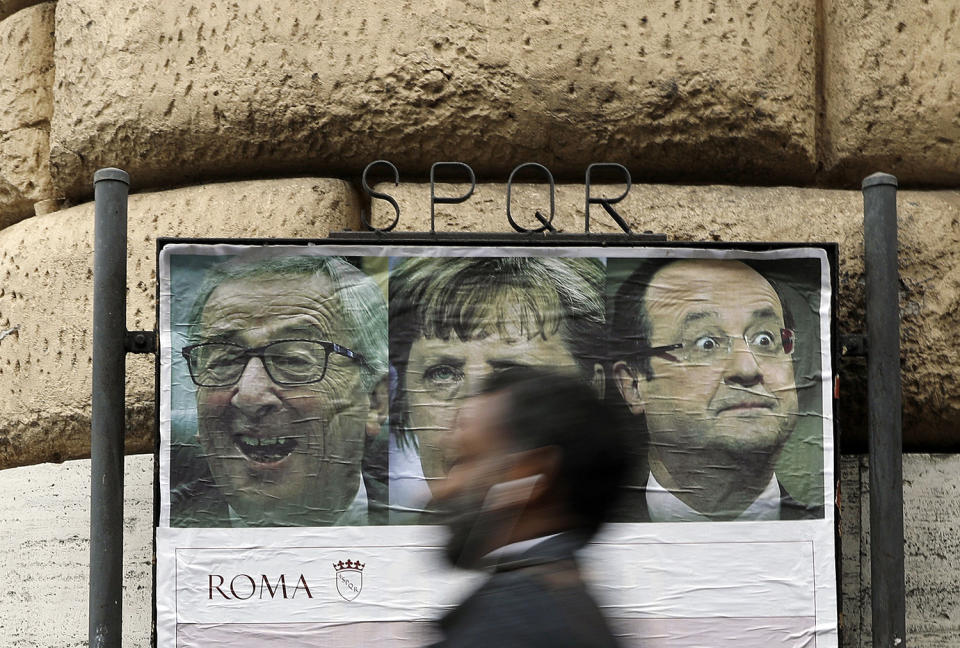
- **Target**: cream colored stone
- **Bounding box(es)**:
[0,455,153,648]
[0,2,52,132]
[51,0,817,202]
[0,177,361,469]
[0,3,55,225]
[901,456,960,643]
[853,455,960,646]
[31,196,61,216]
[0,126,51,227]
[823,0,960,186]
[839,456,865,648]
[373,182,960,448]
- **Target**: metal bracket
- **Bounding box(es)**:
[328,231,668,242]
[124,330,156,354]
[839,334,867,358]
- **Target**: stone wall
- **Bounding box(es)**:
[0,2,53,226]
[1,0,958,646]
[822,0,960,185]
[48,0,820,198]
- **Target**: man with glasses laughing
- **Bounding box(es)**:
[172,252,388,527]
[610,258,822,522]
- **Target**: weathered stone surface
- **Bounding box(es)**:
[839,455,865,648]
[51,0,817,202]
[0,178,361,469]
[823,0,960,186]
[373,182,960,448]
[0,0,43,23]
[854,454,960,647]
[0,3,51,132]
[902,456,960,643]
[0,3,55,226]
[0,455,153,648]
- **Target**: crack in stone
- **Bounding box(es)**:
[0,325,19,343]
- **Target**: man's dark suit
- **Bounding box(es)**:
[431,533,620,648]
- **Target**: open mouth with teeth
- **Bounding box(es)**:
[234,434,298,464]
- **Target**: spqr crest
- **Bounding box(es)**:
[333,559,364,601]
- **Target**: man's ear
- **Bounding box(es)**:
[488,446,560,510]
[612,360,646,416]
[365,377,389,438]
[591,362,606,399]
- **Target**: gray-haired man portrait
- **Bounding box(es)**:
[388,256,606,523]
[170,251,389,527]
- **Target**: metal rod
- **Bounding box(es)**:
[862,172,906,648]
[90,168,130,648]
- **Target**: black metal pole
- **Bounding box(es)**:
[862,172,906,648]
[90,168,130,648]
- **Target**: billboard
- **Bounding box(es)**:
[156,240,838,647]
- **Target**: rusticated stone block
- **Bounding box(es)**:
[0,3,54,226]
[0,455,153,648]
[823,0,960,186]
[838,455,865,648]
[51,0,817,202]
[854,454,960,647]
[0,178,361,469]
[0,3,51,132]
[373,182,960,448]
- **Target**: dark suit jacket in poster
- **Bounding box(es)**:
[170,477,232,527]
[614,475,824,523]
[431,533,620,648]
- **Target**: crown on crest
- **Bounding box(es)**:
[333,559,365,572]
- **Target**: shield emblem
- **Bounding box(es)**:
[336,568,362,601]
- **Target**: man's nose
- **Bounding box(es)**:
[231,358,283,417]
[722,339,763,387]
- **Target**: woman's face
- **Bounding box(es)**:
[404,326,578,494]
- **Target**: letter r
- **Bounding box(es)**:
[209,574,229,599]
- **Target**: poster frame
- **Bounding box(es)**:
[152,235,842,647]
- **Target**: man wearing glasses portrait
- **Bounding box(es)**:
[171,252,389,527]
[609,258,824,522]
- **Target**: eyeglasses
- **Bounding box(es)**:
[638,328,795,364]
[181,339,367,388]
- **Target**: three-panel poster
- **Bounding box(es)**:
[156,240,838,647]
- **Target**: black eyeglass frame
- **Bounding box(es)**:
[181,339,367,388]
[632,328,796,364]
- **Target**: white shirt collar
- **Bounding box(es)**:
[335,478,369,526]
[227,479,368,527]
[645,471,781,522]
[387,432,434,524]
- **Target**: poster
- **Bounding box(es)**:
[156,241,837,647]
